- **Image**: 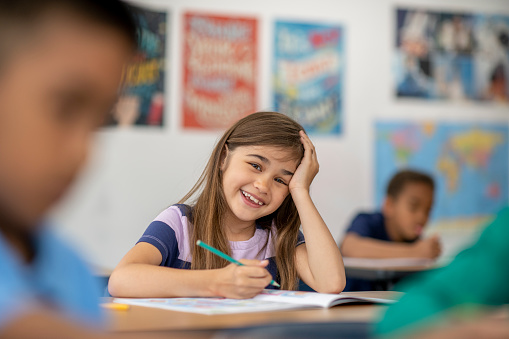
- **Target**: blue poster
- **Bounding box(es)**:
[273,21,345,135]
[375,121,509,230]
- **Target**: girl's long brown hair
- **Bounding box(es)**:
[179,111,305,290]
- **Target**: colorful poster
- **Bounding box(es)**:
[395,8,509,103]
[375,121,509,231]
[108,8,167,127]
[273,21,344,135]
[182,13,258,129]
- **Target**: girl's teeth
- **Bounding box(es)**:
[242,190,263,205]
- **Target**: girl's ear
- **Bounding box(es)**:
[220,144,229,171]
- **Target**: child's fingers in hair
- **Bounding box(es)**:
[300,134,312,154]
[300,131,317,157]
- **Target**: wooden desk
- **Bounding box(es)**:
[105,291,400,336]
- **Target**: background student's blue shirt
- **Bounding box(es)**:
[343,212,390,291]
[346,212,390,241]
[0,225,102,329]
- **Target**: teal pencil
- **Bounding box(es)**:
[196,240,280,288]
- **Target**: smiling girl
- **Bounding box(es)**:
[108,112,345,299]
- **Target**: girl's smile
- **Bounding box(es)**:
[240,190,265,206]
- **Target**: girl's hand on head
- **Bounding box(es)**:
[212,259,273,299]
[289,130,319,195]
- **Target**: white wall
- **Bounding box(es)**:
[51,0,509,270]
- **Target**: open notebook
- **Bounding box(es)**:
[112,289,399,315]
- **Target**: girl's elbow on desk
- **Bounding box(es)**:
[312,275,346,294]
[107,270,130,297]
[107,266,150,298]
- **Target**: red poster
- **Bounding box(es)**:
[183,13,258,129]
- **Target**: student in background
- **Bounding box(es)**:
[109,112,345,299]
[340,169,441,291]
[0,0,139,337]
[375,207,509,339]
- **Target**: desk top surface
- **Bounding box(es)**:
[343,257,438,272]
[105,291,398,333]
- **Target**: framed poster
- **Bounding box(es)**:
[395,8,509,103]
[109,7,167,127]
[274,21,345,135]
[182,12,258,129]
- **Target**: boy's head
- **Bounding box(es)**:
[382,169,434,242]
[0,0,138,233]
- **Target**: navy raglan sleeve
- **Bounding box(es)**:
[137,205,194,269]
[296,230,305,247]
[137,221,179,266]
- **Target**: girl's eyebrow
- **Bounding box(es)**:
[246,154,294,176]
[247,154,269,163]
[281,169,294,176]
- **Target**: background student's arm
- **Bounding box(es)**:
[341,232,441,259]
[290,131,345,294]
[108,242,272,299]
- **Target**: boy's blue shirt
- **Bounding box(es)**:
[0,224,102,329]
[346,212,391,241]
[343,212,390,291]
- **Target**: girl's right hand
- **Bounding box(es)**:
[211,259,273,299]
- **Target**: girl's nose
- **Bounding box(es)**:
[254,177,269,193]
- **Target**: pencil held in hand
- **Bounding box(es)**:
[196,240,280,288]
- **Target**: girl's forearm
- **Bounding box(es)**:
[292,189,346,292]
[108,264,220,298]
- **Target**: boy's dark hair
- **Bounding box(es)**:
[0,0,139,63]
[386,169,434,198]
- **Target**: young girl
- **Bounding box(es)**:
[108,112,345,299]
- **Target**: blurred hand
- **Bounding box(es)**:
[413,234,441,259]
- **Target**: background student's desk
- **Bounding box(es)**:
[343,258,438,290]
[104,291,399,337]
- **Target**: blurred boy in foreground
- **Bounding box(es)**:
[0,0,138,337]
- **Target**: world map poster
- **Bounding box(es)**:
[375,122,509,231]
[182,12,258,129]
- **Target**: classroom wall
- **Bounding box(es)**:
[51,0,509,270]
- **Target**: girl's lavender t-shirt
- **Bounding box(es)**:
[137,204,305,287]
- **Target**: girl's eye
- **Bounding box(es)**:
[275,178,288,186]
[250,163,261,171]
